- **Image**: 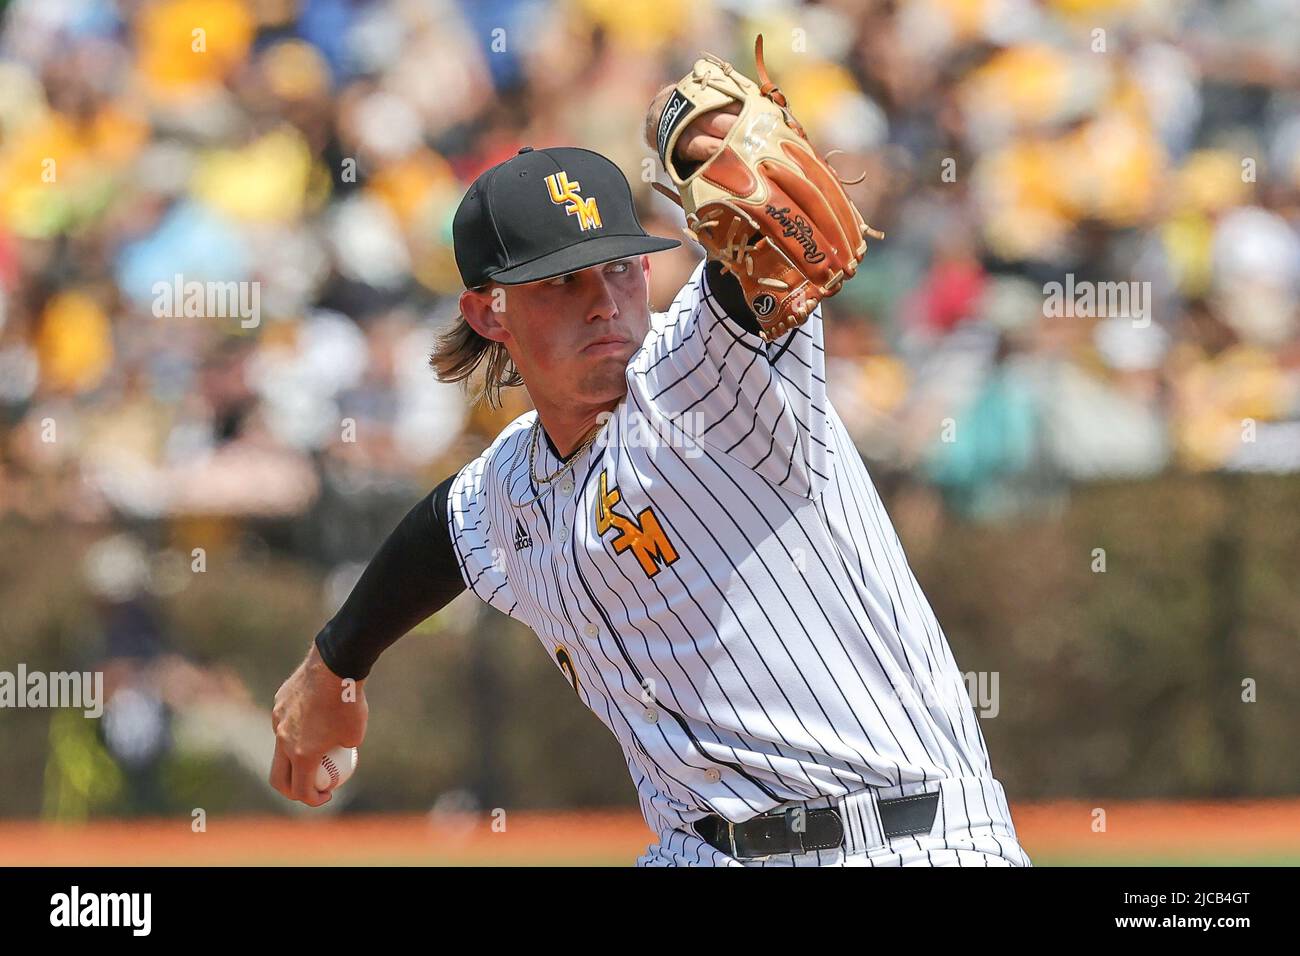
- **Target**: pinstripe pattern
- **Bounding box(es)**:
[445,260,1024,865]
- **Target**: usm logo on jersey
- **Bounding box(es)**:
[594,470,678,578]
[545,171,602,231]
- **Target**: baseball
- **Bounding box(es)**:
[314,746,358,792]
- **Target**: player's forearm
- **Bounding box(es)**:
[314,476,465,680]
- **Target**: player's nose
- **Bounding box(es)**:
[577,268,620,322]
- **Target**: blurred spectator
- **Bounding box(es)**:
[0,0,1297,539]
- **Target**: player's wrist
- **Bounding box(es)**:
[309,638,365,686]
[703,259,761,335]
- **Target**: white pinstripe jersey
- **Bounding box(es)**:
[447,259,996,837]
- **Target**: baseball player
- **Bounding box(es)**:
[271,40,1030,867]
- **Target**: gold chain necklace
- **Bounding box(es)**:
[512,418,602,508]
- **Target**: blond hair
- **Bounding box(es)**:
[428,302,523,408]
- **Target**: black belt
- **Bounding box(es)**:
[693,790,941,860]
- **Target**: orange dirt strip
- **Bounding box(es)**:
[1012,799,1300,859]
[0,800,1297,866]
[0,811,656,866]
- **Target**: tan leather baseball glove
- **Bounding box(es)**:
[651,35,883,342]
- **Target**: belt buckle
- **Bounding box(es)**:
[725,816,776,862]
[726,818,777,862]
[725,819,741,858]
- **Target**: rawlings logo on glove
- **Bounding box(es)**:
[651,35,883,342]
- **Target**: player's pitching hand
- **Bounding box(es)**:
[270,644,368,807]
[645,84,740,165]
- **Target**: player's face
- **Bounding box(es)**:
[499,255,651,406]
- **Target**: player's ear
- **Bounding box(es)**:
[640,255,651,299]
[460,285,511,343]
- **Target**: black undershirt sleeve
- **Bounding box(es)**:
[704,259,762,336]
[313,472,466,680]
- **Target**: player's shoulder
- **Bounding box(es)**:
[452,411,536,492]
[492,410,537,451]
[631,260,709,372]
[636,310,674,366]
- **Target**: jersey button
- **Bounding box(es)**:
[556,525,569,542]
[559,480,574,496]
[583,623,598,638]
[642,707,659,724]
[703,768,722,784]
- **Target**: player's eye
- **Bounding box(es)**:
[549,261,630,287]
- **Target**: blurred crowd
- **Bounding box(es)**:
[1,0,1299,531]
[2,0,1299,821]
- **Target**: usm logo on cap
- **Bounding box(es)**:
[545,171,602,231]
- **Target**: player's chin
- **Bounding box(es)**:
[577,358,633,403]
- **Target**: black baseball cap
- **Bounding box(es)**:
[453,146,680,288]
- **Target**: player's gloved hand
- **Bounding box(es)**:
[270,644,368,807]
[645,36,882,342]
